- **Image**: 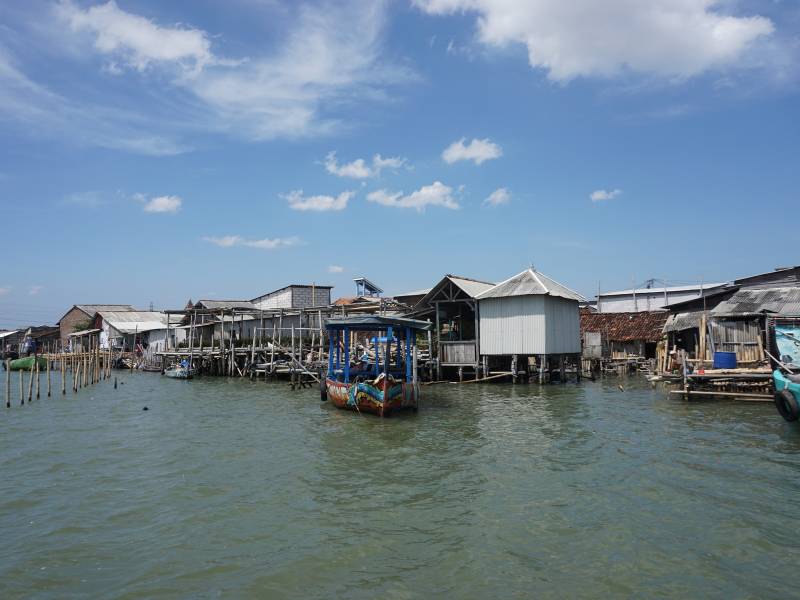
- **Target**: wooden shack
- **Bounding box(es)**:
[413,274,495,379]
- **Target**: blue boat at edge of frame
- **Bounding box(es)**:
[773,369,800,422]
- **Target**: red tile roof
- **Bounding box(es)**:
[580,310,668,342]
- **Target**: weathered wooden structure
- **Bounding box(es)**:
[413,274,495,379]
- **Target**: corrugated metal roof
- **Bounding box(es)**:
[478,269,585,302]
[448,275,495,298]
[581,310,668,341]
[76,304,136,314]
[195,300,255,310]
[99,311,171,334]
[663,311,704,333]
[599,283,726,297]
[711,287,800,317]
[0,330,20,339]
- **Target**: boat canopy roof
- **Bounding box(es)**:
[325,315,431,331]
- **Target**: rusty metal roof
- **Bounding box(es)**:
[580,310,668,342]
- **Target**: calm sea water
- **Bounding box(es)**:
[1,372,799,599]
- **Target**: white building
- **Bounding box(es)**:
[597,283,726,313]
[478,269,584,356]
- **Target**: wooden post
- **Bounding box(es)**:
[27,363,34,402]
[559,355,566,384]
[20,368,24,405]
[46,356,51,397]
[61,357,66,395]
[35,360,40,399]
[5,360,10,408]
[228,309,236,377]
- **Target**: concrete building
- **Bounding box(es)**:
[251,285,332,311]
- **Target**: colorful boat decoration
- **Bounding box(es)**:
[322,315,430,417]
[7,356,47,371]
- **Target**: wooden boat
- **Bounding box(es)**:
[164,365,193,379]
[7,356,47,371]
[322,315,429,417]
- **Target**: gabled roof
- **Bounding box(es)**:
[478,269,586,302]
[59,304,135,324]
[415,274,495,308]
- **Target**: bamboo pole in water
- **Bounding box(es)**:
[27,363,34,402]
[47,355,51,397]
[20,368,24,405]
[5,360,10,408]
[35,360,40,400]
[61,357,66,395]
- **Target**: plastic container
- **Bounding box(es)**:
[712,351,737,369]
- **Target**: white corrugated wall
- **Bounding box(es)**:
[544,296,580,354]
[478,295,579,355]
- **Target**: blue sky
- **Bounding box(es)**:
[1,0,798,328]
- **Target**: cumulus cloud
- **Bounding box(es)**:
[414,0,775,81]
[328,265,345,273]
[442,137,502,165]
[142,194,182,213]
[367,181,459,211]
[324,152,407,179]
[590,189,622,202]
[202,235,300,249]
[29,285,43,296]
[484,187,510,206]
[58,0,214,73]
[283,189,353,212]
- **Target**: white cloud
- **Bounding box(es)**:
[0,46,189,156]
[484,187,510,206]
[58,0,213,73]
[590,189,622,202]
[29,285,43,296]
[367,181,459,211]
[202,235,300,249]
[184,2,411,140]
[414,0,775,82]
[283,189,353,212]
[328,265,345,273]
[324,153,372,179]
[203,235,242,247]
[0,2,411,154]
[142,195,182,213]
[442,137,502,165]
[372,154,407,172]
[243,237,301,249]
[325,152,408,179]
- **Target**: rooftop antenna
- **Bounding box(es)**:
[149,301,154,311]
